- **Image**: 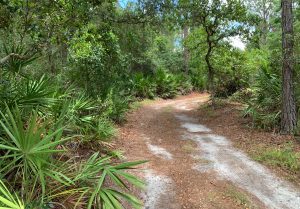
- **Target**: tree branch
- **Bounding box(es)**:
[0,53,26,65]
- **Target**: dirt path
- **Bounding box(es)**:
[117,93,300,209]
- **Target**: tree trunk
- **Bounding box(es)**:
[48,47,55,74]
[280,0,297,134]
[205,42,215,104]
[183,25,190,74]
[61,41,68,66]
[260,0,269,47]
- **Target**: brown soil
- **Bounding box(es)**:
[116,93,272,209]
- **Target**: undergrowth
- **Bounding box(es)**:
[254,143,300,173]
[132,68,193,99]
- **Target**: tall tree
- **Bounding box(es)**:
[178,1,191,74]
[280,0,297,133]
[183,25,190,73]
[179,0,248,102]
[246,0,278,47]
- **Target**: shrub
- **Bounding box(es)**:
[0,74,57,111]
[51,92,118,142]
[132,72,156,99]
[174,74,193,95]
[0,106,70,201]
[189,69,207,91]
[230,88,254,103]
[215,77,243,98]
[154,68,178,99]
[68,24,125,98]
[2,43,38,75]
[0,106,145,208]
[93,117,116,140]
[131,71,194,99]
[101,89,131,123]
[243,68,281,130]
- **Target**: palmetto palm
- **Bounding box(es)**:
[0,106,146,208]
[0,106,71,202]
[0,179,24,209]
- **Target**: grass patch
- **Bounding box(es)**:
[224,185,253,208]
[140,98,155,105]
[254,143,300,173]
[130,99,155,110]
[130,101,143,110]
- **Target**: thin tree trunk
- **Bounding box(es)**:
[281,0,297,134]
[260,18,268,47]
[48,48,55,74]
[61,41,68,66]
[260,0,268,47]
[205,41,215,104]
[183,25,189,74]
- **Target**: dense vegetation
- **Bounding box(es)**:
[0,0,299,208]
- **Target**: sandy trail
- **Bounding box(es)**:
[118,93,300,209]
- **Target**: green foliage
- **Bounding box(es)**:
[189,69,207,91]
[180,0,249,99]
[132,73,156,99]
[0,179,24,209]
[243,69,281,130]
[186,29,250,97]
[50,92,118,142]
[94,117,116,140]
[146,35,184,72]
[62,94,98,126]
[17,75,57,109]
[0,19,147,207]
[132,69,194,100]
[81,154,145,209]
[0,105,145,208]
[174,73,193,95]
[5,0,299,206]
[0,106,69,202]
[255,144,300,172]
[2,44,38,76]
[230,88,254,103]
[0,74,56,111]
[213,48,247,97]
[154,68,179,99]
[101,89,131,123]
[68,23,124,97]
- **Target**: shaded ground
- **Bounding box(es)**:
[116,93,300,209]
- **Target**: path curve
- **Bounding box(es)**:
[118,93,300,209]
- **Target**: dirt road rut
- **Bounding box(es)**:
[118,93,300,209]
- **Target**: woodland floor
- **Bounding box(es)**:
[116,93,300,209]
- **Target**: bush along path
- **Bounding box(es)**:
[117,93,300,209]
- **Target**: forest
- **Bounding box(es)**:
[0,0,300,208]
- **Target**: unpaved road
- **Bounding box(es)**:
[118,93,300,209]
